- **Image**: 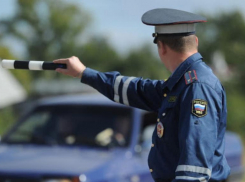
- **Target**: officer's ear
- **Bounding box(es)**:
[195,36,199,47]
[157,41,167,55]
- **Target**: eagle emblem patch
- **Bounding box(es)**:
[192,99,208,117]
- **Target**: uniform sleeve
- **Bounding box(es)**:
[81,68,165,112]
[172,83,221,182]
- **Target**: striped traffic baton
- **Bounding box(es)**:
[1,59,67,70]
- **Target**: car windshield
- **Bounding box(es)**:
[2,105,132,148]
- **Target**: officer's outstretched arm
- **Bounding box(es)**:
[54,56,165,112]
[172,83,221,182]
[81,67,165,111]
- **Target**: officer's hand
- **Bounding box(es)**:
[53,56,86,78]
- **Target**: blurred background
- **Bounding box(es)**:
[0,0,245,178]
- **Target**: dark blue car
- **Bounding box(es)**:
[0,94,243,182]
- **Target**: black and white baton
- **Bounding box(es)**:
[1,59,67,70]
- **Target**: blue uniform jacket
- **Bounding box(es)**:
[81,52,230,182]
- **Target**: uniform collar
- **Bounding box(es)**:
[165,52,203,91]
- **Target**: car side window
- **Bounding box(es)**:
[6,111,51,143]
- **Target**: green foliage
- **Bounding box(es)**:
[78,37,122,72]
[0,46,32,92]
[120,45,169,79]
[84,40,168,79]
[0,107,16,135]
[0,0,91,84]
[226,92,245,139]
[197,11,245,91]
[0,0,168,85]
[80,39,169,79]
[0,47,22,135]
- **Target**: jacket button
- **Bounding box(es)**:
[162,113,166,116]
[150,169,153,172]
[163,93,167,97]
[151,144,154,147]
[157,118,160,122]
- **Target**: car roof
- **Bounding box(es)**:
[36,93,132,108]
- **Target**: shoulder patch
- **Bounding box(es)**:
[192,99,208,117]
[184,70,198,85]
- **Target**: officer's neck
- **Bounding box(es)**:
[165,50,198,73]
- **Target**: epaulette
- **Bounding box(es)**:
[184,70,198,85]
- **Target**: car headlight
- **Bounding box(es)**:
[42,177,80,182]
[42,175,88,182]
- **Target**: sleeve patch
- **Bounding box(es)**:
[184,70,198,85]
[192,99,208,117]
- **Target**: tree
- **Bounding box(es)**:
[78,39,169,79]
[196,11,245,139]
[197,11,245,91]
[0,0,91,82]
[120,45,169,79]
[0,46,19,134]
[0,0,169,93]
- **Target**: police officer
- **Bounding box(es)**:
[54,8,230,182]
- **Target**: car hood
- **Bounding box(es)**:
[0,144,116,176]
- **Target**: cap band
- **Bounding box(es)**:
[155,24,195,34]
[153,31,196,44]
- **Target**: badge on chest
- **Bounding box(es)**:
[157,122,164,138]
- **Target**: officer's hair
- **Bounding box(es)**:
[157,35,197,53]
